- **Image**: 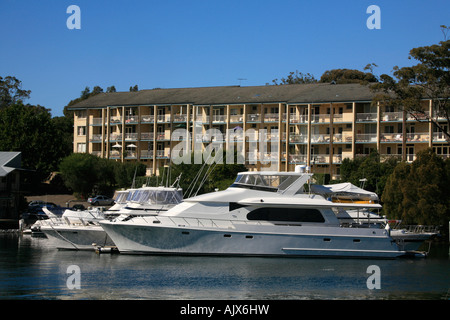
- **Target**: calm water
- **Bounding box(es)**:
[0,234,449,300]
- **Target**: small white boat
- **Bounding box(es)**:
[39,186,183,250]
[101,169,413,258]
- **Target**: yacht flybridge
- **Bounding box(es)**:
[100,170,419,258]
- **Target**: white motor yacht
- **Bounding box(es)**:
[39,187,183,250]
[100,170,414,258]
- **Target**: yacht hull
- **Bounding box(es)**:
[40,225,114,250]
[100,221,405,259]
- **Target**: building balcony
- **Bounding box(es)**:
[311,134,331,143]
[289,134,308,144]
[109,133,122,141]
[110,116,122,124]
[406,111,429,121]
[264,113,279,122]
[125,133,138,141]
[140,132,154,140]
[212,115,226,123]
[356,133,377,143]
[124,151,137,159]
[406,132,429,142]
[288,154,307,164]
[433,132,448,142]
[140,150,154,159]
[125,115,138,124]
[380,133,403,143]
[247,114,261,122]
[229,115,244,123]
[156,132,169,140]
[173,114,187,122]
[311,114,330,123]
[141,115,154,123]
[156,150,169,159]
[311,154,330,164]
[157,115,171,123]
[90,134,103,142]
[356,113,377,122]
[289,114,308,123]
[333,134,353,143]
[109,151,121,159]
[381,112,402,122]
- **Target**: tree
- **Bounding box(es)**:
[370,38,450,143]
[0,103,68,181]
[340,152,399,197]
[129,85,139,92]
[0,76,31,108]
[59,153,100,198]
[382,149,450,228]
[319,68,378,84]
[271,71,317,85]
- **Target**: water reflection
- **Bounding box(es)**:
[0,234,448,300]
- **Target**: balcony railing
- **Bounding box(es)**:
[311,134,331,143]
[212,115,226,123]
[311,114,330,123]
[406,132,429,142]
[289,134,308,143]
[289,114,308,123]
[288,154,307,163]
[229,115,244,123]
[156,150,169,158]
[125,115,138,123]
[264,113,279,122]
[356,133,377,142]
[311,154,330,164]
[125,133,138,141]
[173,114,187,122]
[110,133,122,141]
[381,112,402,121]
[356,113,377,122]
[157,115,171,122]
[90,134,102,142]
[141,115,154,123]
[247,114,261,122]
[110,116,122,124]
[140,150,153,159]
[381,133,403,142]
[140,132,154,140]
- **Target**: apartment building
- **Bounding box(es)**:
[69,83,449,179]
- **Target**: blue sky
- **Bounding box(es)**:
[1,0,448,116]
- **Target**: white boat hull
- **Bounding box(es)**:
[40,225,114,250]
[101,220,405,259]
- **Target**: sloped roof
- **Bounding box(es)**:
[0,152,21,177]
[68,83,375,109]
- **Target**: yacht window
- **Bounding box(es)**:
[247,207,325,223]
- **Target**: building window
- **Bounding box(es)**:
[77,126,86,136]
[77,143,86,153]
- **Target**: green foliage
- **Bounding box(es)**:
[382,149,450,228]
[0,103,70,181]
[271,70,317,85]
[340,152,399,196]
[59,153,147,198]
[0,76,31,108]
[319,68,378,84]
[370,39,450,142]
